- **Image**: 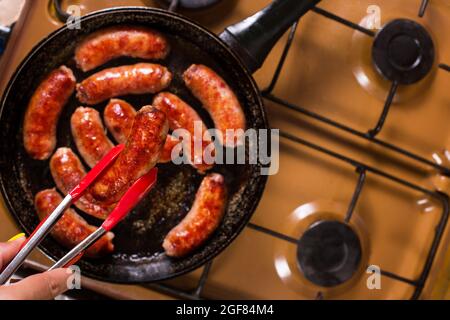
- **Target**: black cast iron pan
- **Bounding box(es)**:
[0,0,320,283]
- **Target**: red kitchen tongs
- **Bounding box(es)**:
[0,144,157,283]
[49,167,158,270]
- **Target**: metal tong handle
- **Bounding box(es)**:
[49,228,106,270]
[0,195,71,284]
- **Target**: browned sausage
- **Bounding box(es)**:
[75,26,170,72]
[35,189,114,257]
[103,99,181,163]
[90,106,168,204]
[183,64,245,147]
[50,147,114,219]
[23,66,76,160]
[76,63,172,105]
[103,99,137,144]
[163,173,227,257]
[71,107,114,168]
[153,92,214,172]
[159,134,181,163]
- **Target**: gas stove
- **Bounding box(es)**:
[0,0,449,300]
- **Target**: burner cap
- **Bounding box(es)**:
[372,19,434,85]
[163,0,222,9]
[297,220,362,287]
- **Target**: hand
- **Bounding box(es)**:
[0,236,71,300]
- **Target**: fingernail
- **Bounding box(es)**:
[7,233,25,242]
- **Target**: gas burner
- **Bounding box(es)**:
[162,0,222,10]
[372,19,435,85]
[274,201,369,298]
[297,220,362,287]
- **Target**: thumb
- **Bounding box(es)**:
[0,268,72,300]
[0,236,26,270]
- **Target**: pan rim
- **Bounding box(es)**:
[0,6,269,284]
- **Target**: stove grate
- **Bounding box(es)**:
[277,130,449,299]
[258,5,450,299]
[419,0,430,17]
[263,18,449,175]
[367,81,398,138]
[142,260,213,300]
[48,0,450,300]
[311,7,376,37]
[52,0,70,22]
[439,63,450,72]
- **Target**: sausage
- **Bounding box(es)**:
[71,107,114,168]
[90,106,168,204]
[76,63,172,105]
[153,92,214,172]
[159,134,182,163]
[103,99,181,163]
[50,147,114,219]
[183,64,245,147]
[163,173,227,257]
[75,26,170,72]
[23,66,76,160]
[103,99,137,144]
[35,189,114,258]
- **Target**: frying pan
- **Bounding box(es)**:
[0,0,320,283]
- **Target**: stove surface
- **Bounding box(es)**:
[0,0,449,300]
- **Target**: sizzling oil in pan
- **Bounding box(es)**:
[0,9,267,282]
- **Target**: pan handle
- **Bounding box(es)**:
[219,0,321,73]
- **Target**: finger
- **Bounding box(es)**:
[0,236,26,270]
[0,268,71,300]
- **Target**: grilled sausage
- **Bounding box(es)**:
[183,64,245,147]
[103,99,137,144]
[23,66,76,160]
[50,147,114,219]
[90,106,168,204]
[153,92,214,172]
[76,63,172,105]
[163,173,227,257]
[159,134,181,163]
[71,107,114,168]
[35,189,114,257]
[103,99,181,163]
[75,26,170,72]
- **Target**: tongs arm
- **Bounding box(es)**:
[0,144,125,284]
[49,168,158,270]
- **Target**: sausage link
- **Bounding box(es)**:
[183,64,245,147]
[90,106,168,204]
[103,99,137,144]
[71,107,114,168]
[153,92,214,172]
[76,63,172,105]
[163,173,227,257]
[103,99,180,163]
[50,147,114,219]
[23,66,76,160]
[159,134,181,163]
[35,189,114,257]
[75,26,170,72]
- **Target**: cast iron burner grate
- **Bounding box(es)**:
[255,1,450,300]
[297,220,362,287]
[48,0,450,300]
